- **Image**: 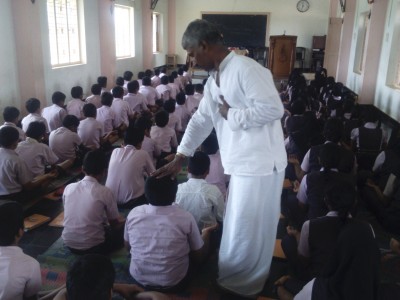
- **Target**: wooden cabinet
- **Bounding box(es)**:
[268,35,297,77]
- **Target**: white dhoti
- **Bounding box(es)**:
[217,169,285,296]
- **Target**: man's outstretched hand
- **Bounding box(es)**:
[150,154,185,179]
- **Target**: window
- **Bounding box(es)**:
[152,13,162,53]
[47,0,82,67]
[353,12,370,74]
[114,5,135,58]
[385,1,400,89]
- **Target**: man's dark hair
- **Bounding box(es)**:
[0,127,19,148]
[0,201,24,246]
[25,98,41,113]
[66,254,115,300]
[63,115,80,129]
[71,86,83,99]
[202,133,219,155]
[97,76,107,88]
[112,86,124,98]
[127,80,139,93]
[123,71,133,81]
[154,110,169,128]
[124,126,144,147]
[163,99,176,113]
[189,151,210,176]
[145,176,177,206]
[83,103,97,118]
[83,150,106,176]
[52,91,66,105]
[101,92,113,106]
[134,116,153,132]
[116,77,125,86]
[138,71,145,79]
[182,19,224,50]
[161,76,169,85]
[26,121,46,140]
[3,106,20,122]
[91,84,102,95]
[185,84,195,96]
[176,92,186,105]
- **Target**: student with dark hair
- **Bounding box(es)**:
[97,92,118,134]
[85,83,102,108]
[150,110,178,157]
[178,67,188,87]
[123,70,134,87]
[67,86,85,119]
[97,76,108,94]
[106,127,155,209]
[168,75,179,99]
[184,84,199,114]
[174,92,191,135]
[49,115,82,162]
[194,83,204,103]
[78,103,104,149]
[134,116,160,163]
[144,69,153,78]
[62,150,124,254]
[159,67,167,78]
[137,71,145,86]
[42,91,68,131]
[151,68,161,87]
[139,76,159,107]
[124,175,216,291]
[0,201,42,299]
[164,99,182,132]
[176,151,224,231]
[124,80,148,114]
[156,75,172,101]
[21,98,50,133]
[111,86,132,131]
[116,76,128,95]
[172,70,184,91]
[0,106,25,141]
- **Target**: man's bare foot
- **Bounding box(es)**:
[390,238,400,255]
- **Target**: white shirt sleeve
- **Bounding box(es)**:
[297,175,308,204]
[294,278,315,300]
[24,259,42,298]
[372,151,385,172]
[301,149,311,172]
[297,220,310,257]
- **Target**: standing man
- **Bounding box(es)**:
[152,19,286,297]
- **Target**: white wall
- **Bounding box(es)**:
[173,0,330,66]
[153,0,170,67]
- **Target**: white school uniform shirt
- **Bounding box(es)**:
[0,246,41,300]
[159,72,167,78]
[49,127,81,162]
[156,84,171,101]
[85,94,102,108]
[78,117,104,149]
[0,148,33,195]
[21,113,49,133]
[174,105,191,132]
[42,104,67,132]
[101,87,108,95]
[111,98,131,127]
[185,95,201,115]
[66,98,85,119]
[141,136,161,163]
[177,51,287,176]
[176,178,225,230]
[205,151,228,196]
[123,93,148,114]
[106,145,155,204]
[139,85,159,106]
[151,75,161,87]
[97,105,117,134]
[174,77,184,90]
[167,112,182,132]
[0,122,25,142]
[168,83,179,99]
[194,92,204,103]
[150,126,178,153]
[16,137,59,177]
[62,176,120,250]
[183,71,192,83]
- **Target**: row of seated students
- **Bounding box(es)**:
[275,68,400,299]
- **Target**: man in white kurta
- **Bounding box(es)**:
[153,19,286,297]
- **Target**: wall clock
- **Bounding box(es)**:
[297,0,310,13]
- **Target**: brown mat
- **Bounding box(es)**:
[273,239,286,260]
[49,211,64,227]
[24,214,51,231]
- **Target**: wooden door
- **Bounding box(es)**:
[268,35,297,77]
[324,18,343,78]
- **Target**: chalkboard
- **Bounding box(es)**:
[202,14,267,48]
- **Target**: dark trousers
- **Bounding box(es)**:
[118,194,148,210]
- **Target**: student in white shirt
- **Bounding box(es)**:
[176,151,224,231]
[124,80,148,114]
[106,127,155,209]
[139,76,159,108]
[85,84,102,108]
[97,76,108,95]
[194,83,204,103]
[150,110,178,157]
[155,75,172,101]
[185,84,200,115]
[172,70,184,91]
[134,116,160,164]
[63,150,125,254]
[21,98,49,133]
[151,69,161,88]
[116,76,128,96]
[0,106,25,142]
[42,91,68,132]
[123,71,134,90]
[159,67,167,79]
[168,75,180,100]
[67,86,85,120]
[97,92,118,134]
[178,67,188,87]
[111,86,132,130]
[183,65,192,85]
[137,71,145,87]
[0,201,42,300]
[175,92,191,136]
[78,103,104,150]
[164,99,182,133]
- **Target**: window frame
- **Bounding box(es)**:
[152,12,162,53]
[114,4,135,59]
[353,11,370,75]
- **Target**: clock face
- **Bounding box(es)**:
[297,0,310,12]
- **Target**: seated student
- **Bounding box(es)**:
[0,106,25,142]
[201,133,228,196]
[155,75,171,101]
[159,67,167,79]
[139,76,159,107]
[372,138,400,190]
[67,86,85,119]
[97,92,118,134]
[174,92,191,135]
[176,151,224,231]
[351,110,387,150]
[172,70,184,91]
[21,98,49,133]
[85,83,102,108]
[178,67,188,87]
[184,84,199,115]
[194,83,204,102]
[106,127,155,209]
[134,116,160,164]
[137,71,145,87]
[111,86,132,131]
[0,201,41,300]
[97,76,108,95]
[124,80,148,114]
[167,75,180,100]
[151,68,161,88]
[164,99,182,133]
[123,70,134,89]
[183,65,192,84]
[42,91,68,132]
[124,175,216,290]
[79,103,109,150]
[144,69,153,79]
[116,76,128,96]
[150,110,178,158]
[62,150,125,255]
[49,115,82,163]
[55,254,169,300]
[0,127,57,201]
